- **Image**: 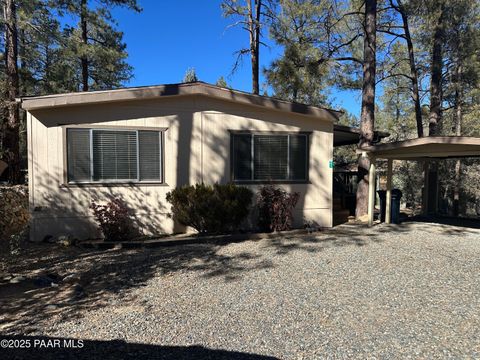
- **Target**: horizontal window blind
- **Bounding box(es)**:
[66,128,163,183]
[67,129,91,181]
[139,131,161,181]
[254,135,288,180]
[289,135,307,180]
[232,133,308,182]
[232,134,252,180]
[92,130,138,181]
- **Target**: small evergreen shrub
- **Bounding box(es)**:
[214,183,253,229]
[166,183,253,234]
[90,199,137,241]
[257,185,300,232]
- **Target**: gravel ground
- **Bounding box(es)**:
[2,222,480,359]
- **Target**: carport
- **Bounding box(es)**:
[358,136,480,226]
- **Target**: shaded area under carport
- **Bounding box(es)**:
[358,136,480,226]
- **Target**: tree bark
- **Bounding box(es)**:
[428,5,445,136]
[44,43,52,93]
[356,0,377,219]
[80,0,89,91]
[247,0,261,95]
[453,63,462,216]
[3,0,21,184]
[253,0,261,95]
[19,28,27,95]
[397,0,423,137]
[423,5,445,214]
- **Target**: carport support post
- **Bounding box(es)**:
[386,159,393,224]
[368,156,376,227]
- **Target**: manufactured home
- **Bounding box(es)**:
[20,82,376,241]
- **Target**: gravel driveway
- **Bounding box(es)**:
[2,222,480,359]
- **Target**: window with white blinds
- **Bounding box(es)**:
[92,130,138,181]
[67,128,163,183]
[232,133,309,182]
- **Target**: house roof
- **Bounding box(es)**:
[19,81,392,145]
[358,136,480,159]
[18,81,342,122]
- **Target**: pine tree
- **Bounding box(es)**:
[264,0,331,106]
[380,0,424,137]
[441,0,480,215]
[215,76,228,88]
[54,0,141,91]
[427,2,446,136]
[2,0,21,183]
[183,68,198,83]
[356,0,377,218]
[17,1,68,94]
[222,0,274,95]
[0,0,141,184]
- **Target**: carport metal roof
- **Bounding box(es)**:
[358,136,480,159]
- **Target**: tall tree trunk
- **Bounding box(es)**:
[453,63,462,216]
[3,0,21,184]
[80,0,89,91]
[356,0,377,219]
[253,0,261,95]
[428,5,445,136]
[248,0,261,95]
[397,0,423,137]
[424,4,445,215]
[44,43,52,94]
[18,28,26,94]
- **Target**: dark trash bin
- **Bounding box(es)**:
[377,189,403,224]
[377,190,387,222]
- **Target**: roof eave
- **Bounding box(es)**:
[18,82,342,122]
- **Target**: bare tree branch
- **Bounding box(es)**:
[376,72,413,85]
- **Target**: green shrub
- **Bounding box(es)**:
[166,183,253,234]
[257,185,300,232]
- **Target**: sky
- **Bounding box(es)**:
[111,0,362,117]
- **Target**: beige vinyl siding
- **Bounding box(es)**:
[27,95,333,241]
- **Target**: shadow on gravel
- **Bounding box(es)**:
[263,225,385,255]
[0,242,273,334]
[2,220,473,335]
[0,224,400,334]
[1,335,279,360]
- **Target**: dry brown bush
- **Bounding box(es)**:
[0,186,30,247]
